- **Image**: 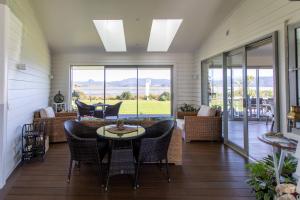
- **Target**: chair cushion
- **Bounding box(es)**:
[40,107,55,118]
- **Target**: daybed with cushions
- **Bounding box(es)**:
[79,117,183,165]
[33,107,77,143]
[177,105,222,142]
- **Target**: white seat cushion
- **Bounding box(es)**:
[40,107,55,118]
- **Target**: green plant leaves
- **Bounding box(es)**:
[246,154,297,200]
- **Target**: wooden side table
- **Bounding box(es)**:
[258,134,297,185]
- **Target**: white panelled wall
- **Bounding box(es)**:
[50,53,199,113]
[195,0,300,132]
[0,0,51,188]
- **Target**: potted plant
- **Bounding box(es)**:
[176,103,200,119]
[246,154,297,200]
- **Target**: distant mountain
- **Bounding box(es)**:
[75,78,170,87]
[209,77,273,87]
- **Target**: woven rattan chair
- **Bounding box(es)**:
[64,120,108,185]
[104,102,122,118]
[75,100,96,119]
[133,120,175,188]
[183,110,222,142]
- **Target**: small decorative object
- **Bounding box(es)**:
[53,103,66,113]
[116,120,125,130]
[53,90,64,103]
[276,184,297,196]
[277,194,297,200]
[288,106,300,129]
[107,125,138,137]
[276,184,298,200]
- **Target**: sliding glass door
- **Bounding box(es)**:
[70,66,172,118]
[225,48,248,154]
[202,33,278,158]
[247,39,276,160]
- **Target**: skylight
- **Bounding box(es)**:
[93,20,126,52]
[147,19,183,52]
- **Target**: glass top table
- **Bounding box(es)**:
[96,125,146,140]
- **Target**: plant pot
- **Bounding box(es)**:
[176,111,197,119]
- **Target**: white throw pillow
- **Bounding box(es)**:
[197,105,211,116]
[40,107,55,118]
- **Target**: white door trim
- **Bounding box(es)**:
[0,3,9,189]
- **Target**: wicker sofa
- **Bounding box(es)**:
[33,111,78,143]
[79,118,183,165]
[177,108,222,142]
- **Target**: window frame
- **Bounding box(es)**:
[69,65,174,117]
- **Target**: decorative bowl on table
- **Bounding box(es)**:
[106,125,138,137]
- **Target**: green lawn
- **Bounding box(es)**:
[75,99,171,115]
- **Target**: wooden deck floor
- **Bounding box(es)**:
[0,142,255,200]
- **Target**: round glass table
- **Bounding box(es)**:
[96,124,146,191]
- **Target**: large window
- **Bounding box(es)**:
[70,66,172,118]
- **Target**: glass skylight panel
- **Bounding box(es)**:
[147,19,183,52]
[93,20,126,52]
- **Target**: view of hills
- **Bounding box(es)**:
[75,78,171,87]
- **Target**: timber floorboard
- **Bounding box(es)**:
[0,142,255,200]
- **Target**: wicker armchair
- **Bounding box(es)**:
[75,100,96,118]
[64,120,108,184]
[133,120,175,188]
[104,102,122,118]
[183,113,222,142]
[33,111,77,143]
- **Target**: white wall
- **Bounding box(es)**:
[195,0,300,131]
[0,0,50,187]
[51,53,198,112]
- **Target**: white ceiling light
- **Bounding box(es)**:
[147,19,183,52]
[93,20,126,52]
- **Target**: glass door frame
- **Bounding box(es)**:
[223,47,249,156]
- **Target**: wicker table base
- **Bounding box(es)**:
[105,141,135,191]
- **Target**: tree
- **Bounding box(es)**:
[117,91,133,100]
[158,91,170,101]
